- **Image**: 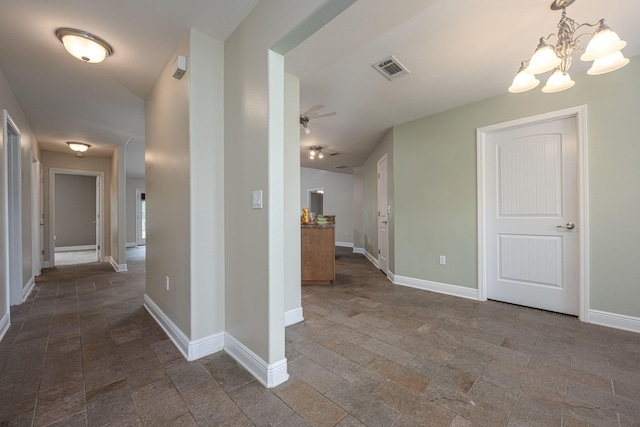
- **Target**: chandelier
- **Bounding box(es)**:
[509,0,629,94]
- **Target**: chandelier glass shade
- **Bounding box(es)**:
[509,1,628,94]
[56,28,113,63]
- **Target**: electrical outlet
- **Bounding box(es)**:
[439,255,446,265]
[165,276,170,291]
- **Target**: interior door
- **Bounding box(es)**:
[377,155,388,274]
[486,116,578,315]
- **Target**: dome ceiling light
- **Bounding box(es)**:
[67,141,91,157]
[55,28,113,63]
[509,0,628,94]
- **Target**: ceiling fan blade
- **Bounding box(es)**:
[309,111,336,119]
[301,104,325,116]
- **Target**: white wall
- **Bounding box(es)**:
[109,146,126,269]
[188,30,225,341]
[126,178,145,245]
[146,34,192,336]
[284,73,301,320]
[224,0,346,374]
[300,167,354,246]
[145,29,225,345]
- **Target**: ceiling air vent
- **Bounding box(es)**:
[372,55,410,81]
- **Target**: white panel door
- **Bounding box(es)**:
[378,155,388,274]
[486,117,578,315]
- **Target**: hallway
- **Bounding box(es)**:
[1,248,639,426]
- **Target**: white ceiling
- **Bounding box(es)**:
[1,0,638,177]
[0,0,259,179]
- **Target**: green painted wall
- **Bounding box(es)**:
[391,56,640,317]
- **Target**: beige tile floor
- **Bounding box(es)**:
[0,247,639,426]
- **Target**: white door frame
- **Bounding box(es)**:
[4,110,23,306]
[477,105,589,321]
[31,154,43,276]
[377,154,389,275]
[49,168,104,266]
[136,189,145,246]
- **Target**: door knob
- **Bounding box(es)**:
[556,222,575,230]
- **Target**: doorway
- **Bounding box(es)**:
[32,155,43,276]
[49,169,104,267]
[477,106,589,318]
[4,110,23,306]
[136,189,146,246]
[307,188,324,216]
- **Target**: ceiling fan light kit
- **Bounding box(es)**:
[309,146,324,160]
[56,28,113,63]
[509,0,628,94]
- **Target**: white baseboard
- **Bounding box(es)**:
[189,332,225,360]
[144,294,288,386]
[144,294,224,360]
[0,312,9,342]
[43,260,53,268]
[224,333,289,388]
[23,276,36,302]
[589,310,640,334]
[336,241,354,248]
[393,275,479,301]
[363,251,379,268]
[285,307,304,326]
[126,242,137,248]
[109,257,128,272]
[55,245,96,252]
[144,294,191,360]
[353,247,365,254]
[387,270,395,283]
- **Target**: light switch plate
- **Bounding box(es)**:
[252,190,263,209]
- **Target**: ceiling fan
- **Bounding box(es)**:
[300,105,336,134]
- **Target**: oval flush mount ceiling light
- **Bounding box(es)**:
[56,28,113,63]
[67,141,91,152]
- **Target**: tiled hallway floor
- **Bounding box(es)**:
[1,247,639,426]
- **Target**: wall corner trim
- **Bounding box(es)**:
[285,307,304,326]
[363,251,379,268]
[0,312,10,342]
[224,333,289,388]
[144,296,290,387]
[23,276,36,302]
[394,275,479,301]
[144,294,190,359]
[109,257,128,272]
[335,241,354,248]
[588,310,640,334]
[144,294,224,361]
